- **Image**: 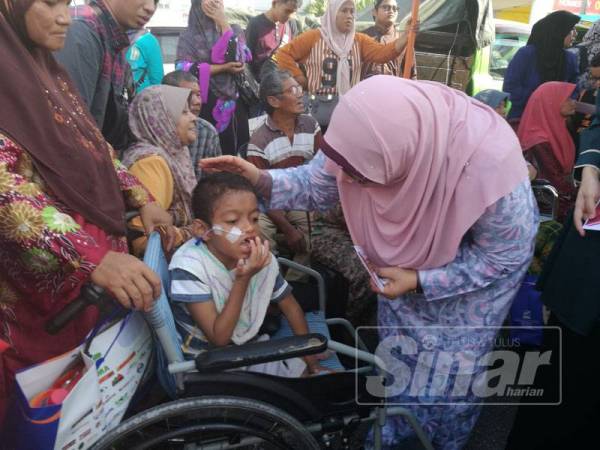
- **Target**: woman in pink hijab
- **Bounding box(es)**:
[201,75,537,449]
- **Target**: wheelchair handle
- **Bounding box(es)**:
[45,284,106,335]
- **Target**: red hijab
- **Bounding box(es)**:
[517,81,576,173]
[0,0,126,235]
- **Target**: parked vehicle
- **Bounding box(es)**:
[469,19,531,95]
[149,26,184,75]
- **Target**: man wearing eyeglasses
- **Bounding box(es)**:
[361,0,415,80]
[245,69,321,280]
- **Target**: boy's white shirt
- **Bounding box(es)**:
[169,239,280,345]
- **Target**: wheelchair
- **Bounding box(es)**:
[62,232,433,450]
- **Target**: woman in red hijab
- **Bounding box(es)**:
[0,0,171,424]
[518,81,578,222]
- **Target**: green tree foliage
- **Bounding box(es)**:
[305,0,373,17]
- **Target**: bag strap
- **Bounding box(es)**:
[134,69,147,90]
[83,310,132,367]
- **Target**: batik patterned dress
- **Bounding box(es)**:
[265,151,538,449]
[0,132,151,418]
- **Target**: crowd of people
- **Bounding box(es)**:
[2,0,600,448]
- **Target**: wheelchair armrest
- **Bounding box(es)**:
[194,333,327,373]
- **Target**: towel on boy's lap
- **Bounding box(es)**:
[169,239,306,377]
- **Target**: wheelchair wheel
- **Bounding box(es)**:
[92,396,320,450]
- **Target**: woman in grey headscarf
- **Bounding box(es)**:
[123,85,199,255]
[577,19,600,90]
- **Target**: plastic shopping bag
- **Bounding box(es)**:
[7,312,152,450]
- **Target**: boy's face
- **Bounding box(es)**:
[179,80,202,116]
[194,190,261,268]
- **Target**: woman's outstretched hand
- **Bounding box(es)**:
[574,166,600,236]
[200,155,261,185]
[370,266,418,299]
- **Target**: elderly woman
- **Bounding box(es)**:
[576,19,600,91]
[276,0,408,97]
[176,0,252,155]
[123,85,199,255]
[0,0,171,423]
[201,76,537,449]
[503,10,580,122]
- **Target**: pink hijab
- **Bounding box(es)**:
[320,0,355,95]
[517,81,576,173]
[322,76,528,270]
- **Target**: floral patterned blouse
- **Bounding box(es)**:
[264,151,538,449]
[0,132,151,417]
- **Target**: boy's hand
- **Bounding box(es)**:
[235,237,271,279]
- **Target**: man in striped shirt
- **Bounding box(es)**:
[246,70,321,280]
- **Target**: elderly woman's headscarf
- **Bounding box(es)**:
[578,20,600,89]
[0,0,127,234]
[320,0,356,95]
[528,10,580,83]
[123,85,197,223]
[320,76,528,270]
[517,81,576,173]
[473,89,510,110]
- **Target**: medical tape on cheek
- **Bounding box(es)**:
[212,224,244,243]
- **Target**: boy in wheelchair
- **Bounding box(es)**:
[169,172,327,376]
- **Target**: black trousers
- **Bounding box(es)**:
[200,92,249,156]
[506,313,600,449]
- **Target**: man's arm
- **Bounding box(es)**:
[54,20,103,109]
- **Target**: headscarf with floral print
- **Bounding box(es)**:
[0,0,127,235]
[123,85,197,224]
[579,20,600,89]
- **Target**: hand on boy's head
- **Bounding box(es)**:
[199,156,261,185]
[235,237,271,279]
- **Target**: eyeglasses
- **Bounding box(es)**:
[379,4,399,12]
[281,85,303,96]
